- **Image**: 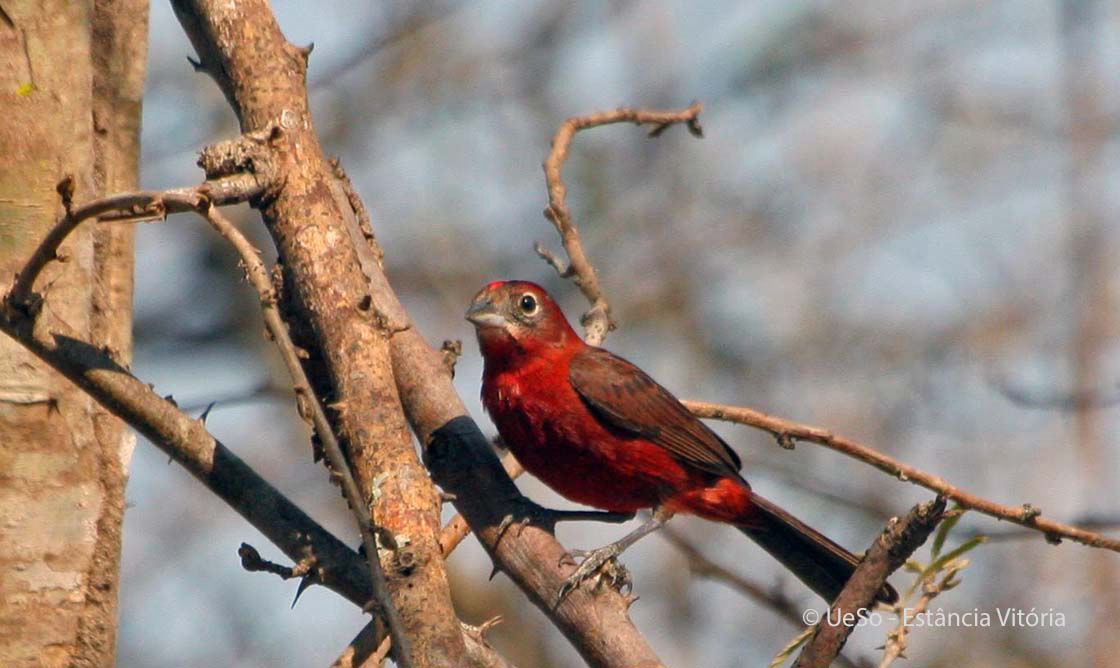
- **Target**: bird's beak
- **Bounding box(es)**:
[465,295,506,328]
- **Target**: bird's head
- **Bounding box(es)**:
[466,280,578,363]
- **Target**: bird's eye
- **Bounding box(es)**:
[518,293,539,315]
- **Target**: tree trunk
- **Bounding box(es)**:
[0,2,147,666]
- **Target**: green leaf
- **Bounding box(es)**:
[931,506,966,558]
[923,536,986,579]
[769,626,814,667]
[904,558,925,573]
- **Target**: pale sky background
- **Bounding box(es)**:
[120,2,1120,666]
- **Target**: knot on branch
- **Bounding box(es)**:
[56,175,75,215]
[1019,503,1043,522]
[198,124,282,192]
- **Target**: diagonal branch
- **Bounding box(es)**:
[682,399,1120,552]
[0,301,371,607]
[793,496,947,668]
[197,203,411,660]
[330,155,668,665]
[170,2,467,664]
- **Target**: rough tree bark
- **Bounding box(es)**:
[170,1,466,665]
[0,1,147,666]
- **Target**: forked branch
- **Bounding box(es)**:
[538,102,703,345]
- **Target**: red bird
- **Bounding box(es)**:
[467,280,896,604]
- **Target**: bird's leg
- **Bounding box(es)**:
[495,496,635,544]
[556,506,675,605]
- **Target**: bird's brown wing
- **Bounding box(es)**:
[569,346,742,477]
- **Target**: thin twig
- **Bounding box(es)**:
[6,175,262,310]
[539,102,703,345]
[879,561,966,668]
[198,203,412,661]
[962,514,1120,541]
[682,399,1120,553]
[237,542,316,580]
[793,496,947,668]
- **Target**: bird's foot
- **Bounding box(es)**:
[555,544,632,606]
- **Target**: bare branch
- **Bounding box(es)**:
[421,418,666,667]
[793,496,947,668]
[6,175,263,311]
[0,307,373,609]
[539,102,703,345]
[1,252,513,667]
[4,177,418,661]
[682,399,1120,552]
[198,202,411,658]
[170,2,467,664]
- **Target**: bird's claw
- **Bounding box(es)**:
[493,498,553,549]
[496,512,533,542]
[555,545,631,606]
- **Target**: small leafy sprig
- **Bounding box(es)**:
[879,505,987,667]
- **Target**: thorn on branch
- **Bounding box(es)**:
[186,55,206,73]
[199,401,216,424]
[292,577,314,609]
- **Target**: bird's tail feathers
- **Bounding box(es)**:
[738,494,898,605]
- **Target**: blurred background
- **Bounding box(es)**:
[122,1,1120,666]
